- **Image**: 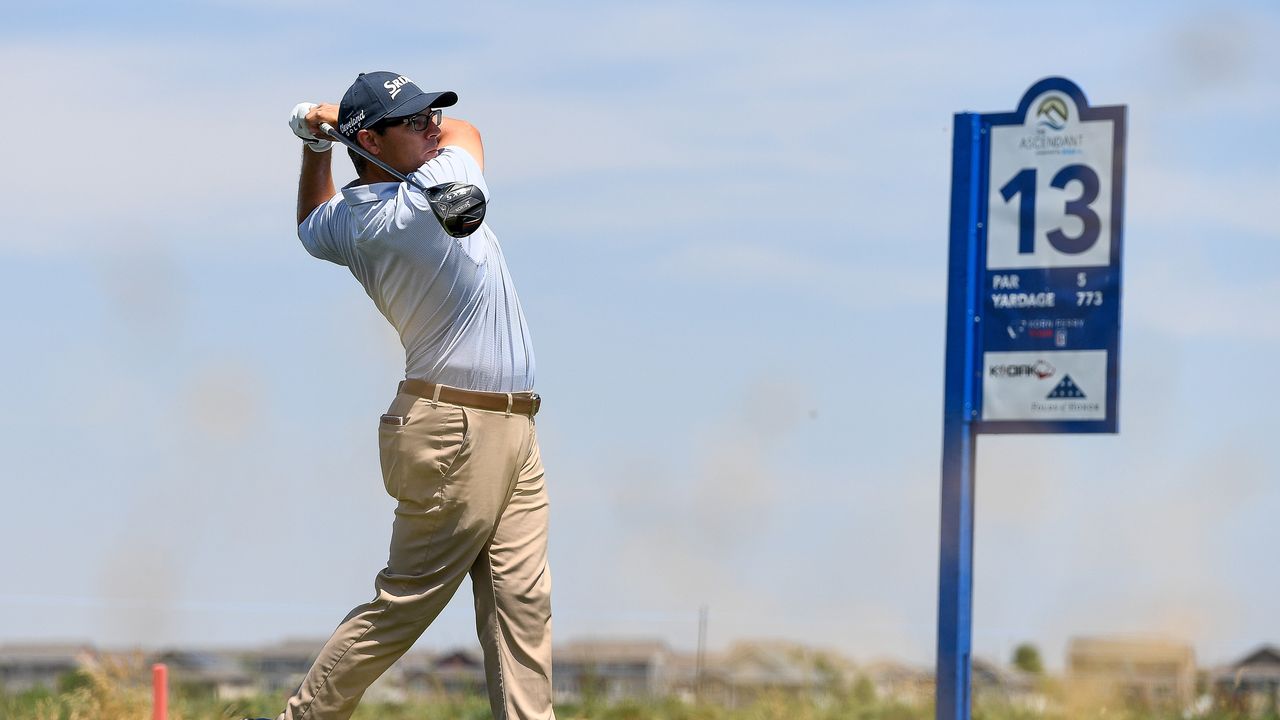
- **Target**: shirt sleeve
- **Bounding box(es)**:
[408,146,490,201]
[297,197,349,266]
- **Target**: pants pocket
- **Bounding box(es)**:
[379,400,469,504]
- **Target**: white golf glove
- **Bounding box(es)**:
[289,102,332,152]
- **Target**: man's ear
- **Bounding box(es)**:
[357,129,381,156]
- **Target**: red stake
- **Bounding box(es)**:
[152,663,168,720]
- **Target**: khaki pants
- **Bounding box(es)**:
[281,391,554,720]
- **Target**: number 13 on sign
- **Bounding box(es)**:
[999,164,1101,256]
[984,97,1118,272]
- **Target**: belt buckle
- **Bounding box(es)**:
[530,393,541,416]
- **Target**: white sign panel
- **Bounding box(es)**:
[972,77,1125,432]
[986,90,1115,270]
[982,350,1107,421]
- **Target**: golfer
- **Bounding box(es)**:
[277,71,554,720]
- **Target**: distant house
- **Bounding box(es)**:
[407,648,486,697]
[1067,636,1196,710]
[661,648,706,703]
[0,643,94,693]
[395,651,439,696]
[970,657,1043,711]
[1213,645,1280,716]
[858,659,934,706]
[240,639,321,695]
[706,640,851,708]
[364,657,408,703]
[553,638,670,703]
[152,649,255,700]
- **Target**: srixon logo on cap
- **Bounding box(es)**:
[383,75,413,100]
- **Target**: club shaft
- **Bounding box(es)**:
[319,122,428,192]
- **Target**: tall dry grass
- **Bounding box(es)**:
[0,665,1264,720]
[2,652,183,720]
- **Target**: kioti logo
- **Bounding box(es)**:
[989,360,1055,379]
[1036,97,1068,131]
[383,75,413,99]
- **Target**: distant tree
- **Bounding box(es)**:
[57,670,93,694]
[813,654,847,696]
[852,674,877,705]
[1012,643,1044,675]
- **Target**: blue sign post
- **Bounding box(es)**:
[936,77,1126,720]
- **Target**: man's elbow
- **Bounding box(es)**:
[460,125,486,170]
[441,118,483,155]
[443,117,480,138]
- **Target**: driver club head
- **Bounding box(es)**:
[425,182,487,238]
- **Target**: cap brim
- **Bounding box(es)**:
[385,90,458,119]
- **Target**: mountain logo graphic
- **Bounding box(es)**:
[1046,375,1086,399]
[1036,97,1069,131]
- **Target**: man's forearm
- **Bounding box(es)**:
[297,147,336,225]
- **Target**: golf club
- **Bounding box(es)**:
[319,121,487,238]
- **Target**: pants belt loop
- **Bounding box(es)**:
[431,383,443,405]
[505,393,514,417]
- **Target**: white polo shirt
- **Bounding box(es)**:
[298,146,535,392]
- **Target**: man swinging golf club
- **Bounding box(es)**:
[275,71,554,720]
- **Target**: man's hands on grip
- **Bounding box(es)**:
[289,102,339,152]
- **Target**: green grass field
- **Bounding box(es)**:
[1,658,1268,720]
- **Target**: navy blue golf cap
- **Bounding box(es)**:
[337,71,458,138]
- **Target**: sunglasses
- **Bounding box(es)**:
[392,109,443,132]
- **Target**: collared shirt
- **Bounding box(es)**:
[298,147,535,392]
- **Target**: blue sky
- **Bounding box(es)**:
[1,0,1277,671]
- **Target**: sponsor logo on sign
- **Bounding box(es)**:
[1036,97,1069,131]
[1019,131,1084,153]
[1018,95,1083,155]
[989,360,1055,379]
[1046,375,1086,399]
[384,75,413,100]
[1031,373,1100,412]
